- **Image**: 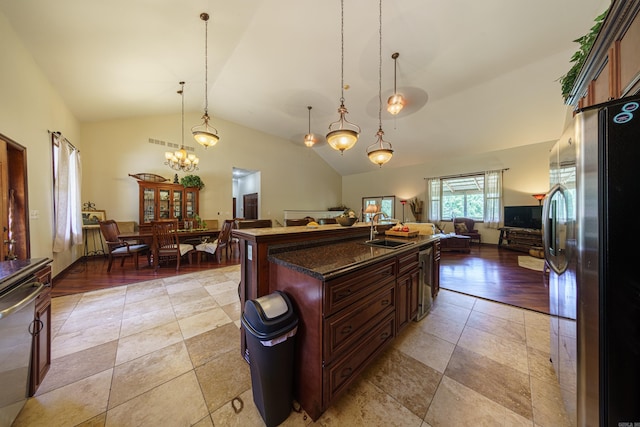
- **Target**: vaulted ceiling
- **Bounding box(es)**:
[0,0,610,175]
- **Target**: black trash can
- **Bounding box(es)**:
[241,290,298,427]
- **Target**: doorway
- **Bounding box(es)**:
[232,167,260,219]
[0,133,29,260]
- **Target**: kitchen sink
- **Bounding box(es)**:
[363,239,416,249]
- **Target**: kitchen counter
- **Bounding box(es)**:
[268,234,439,280]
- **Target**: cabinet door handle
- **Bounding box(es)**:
[381,299,390,306]
[341,325,352,335]
[341,367,353,378]
[380,332,390,340]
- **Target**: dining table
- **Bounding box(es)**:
[117,228,221,246]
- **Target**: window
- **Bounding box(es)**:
[427,170,503,227]
[361,196,395,222]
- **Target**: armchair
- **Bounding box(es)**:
[99,220,150,271]
[453,217,481,245]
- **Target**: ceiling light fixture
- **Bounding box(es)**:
[165,81,199,172]
[304,106,316,147]
[191,12,220,148]
[387,52,406,115]
[367,0,393,167]
[326,0,360,154]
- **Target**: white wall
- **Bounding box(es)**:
[342,140,554,245]
[0,13,81,276]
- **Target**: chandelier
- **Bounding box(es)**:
[326,0,360,154]
[165,81,199,172]
[304,106,316,147]
[366,0,393,167]
[387,52,406,115]
[191,12,220,148]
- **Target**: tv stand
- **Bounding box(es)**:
[498,227,542,253]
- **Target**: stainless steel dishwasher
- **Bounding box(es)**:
[0,259,48,427]
[416,246,433,320]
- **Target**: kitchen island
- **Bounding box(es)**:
[233,224,440,420]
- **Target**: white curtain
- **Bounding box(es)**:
[425,177,441,223]
[483,169,502,229]
[52,134,83,252]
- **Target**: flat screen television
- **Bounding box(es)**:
[503,205,542,229]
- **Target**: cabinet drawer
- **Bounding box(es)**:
[325,259,395,315]
[324,283,395,363]
[324,313,395,404]
[397,249,419,276]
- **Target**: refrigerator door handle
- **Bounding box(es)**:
[542,183,570,275]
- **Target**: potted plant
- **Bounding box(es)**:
[180,175,205,190]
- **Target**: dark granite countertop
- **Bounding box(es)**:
[268,235,439,281]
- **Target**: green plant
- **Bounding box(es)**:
[180,175,204,190]
[559,9,608,102]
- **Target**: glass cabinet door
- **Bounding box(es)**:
[173,189,183,220]
[143,187,155,224]
[159,188,171,219]
[185,189,197,218]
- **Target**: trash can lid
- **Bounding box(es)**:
[241,291,298,340]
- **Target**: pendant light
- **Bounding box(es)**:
[304,106,316,147]
[191,12,220,148]
[165,81,200,172]
[366,0,393,167]
[387,52,406,115]
[326,0,360,154]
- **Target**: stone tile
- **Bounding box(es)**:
[435,289,477,309]
[530,376,572,427]
[167,286,212,306]
[36,341,117,395]
[524,310,551,332]
[195,348,252,413]
[467,310,526,343]
[445,346,533,420]
[415,306,467,344]
[52,319,122,359]
[171,293,219,321]
[362,347,442,419]
[222,300,242,323]
[473,299,525,324]
[393,324,456,373]
[425,376,533,426]
[526,322,551,353]
[115,320,183,365]
[109,341,193,408]
[13,369,112,427]
[105,371,209,426]
[121,293,173,319]
[119,305,176,338]
[185,322,241,368]
[59,304,124,335]
[457,325,529,374]
[124,278,166,304]
[527,345,558,386]
[426,299,472,324]
[317,377,423,426]
[177,306,233,340]
[210,388,269,426]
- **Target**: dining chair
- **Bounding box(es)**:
[150,219,195,271]
[99,220,150,272]
[193,219,236,263]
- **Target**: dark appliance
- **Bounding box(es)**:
[502,205,542,229]
[0,258,50,427]
[543,94,640,426]
[416,245,433,320]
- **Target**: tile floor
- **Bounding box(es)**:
[14,265,572,426]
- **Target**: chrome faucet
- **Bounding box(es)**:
[370,212,388,240]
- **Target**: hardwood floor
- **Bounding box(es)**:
[52,242,556,315]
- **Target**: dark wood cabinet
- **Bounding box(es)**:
[569,2,640,108]
[396,249,420,332]
[137,182,199,232]
[30,265,52,396]
[498,228,542,253]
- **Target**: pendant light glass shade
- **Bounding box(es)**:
[304,106,316,147]
[326,0,360,154]
[192,12,220,148]
[166,82,200,172]
[387,52,406,115]
[366,0,393,167]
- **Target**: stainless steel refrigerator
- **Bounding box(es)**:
[544,94,640,426]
